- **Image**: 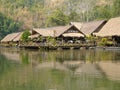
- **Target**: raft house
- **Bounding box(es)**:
[94,17,120,47]
[2,17,120,50]
[0,32,23,47]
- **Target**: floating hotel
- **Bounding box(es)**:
[1,17,120,49]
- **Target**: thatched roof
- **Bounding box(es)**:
[1,32,21,42]
[81,20,107,35]
[13,32,23,42]
[95,17,120,37]
[33,25,80,37]
[71,20,106,35]
[33,28,54,37]
[70,22,83,30]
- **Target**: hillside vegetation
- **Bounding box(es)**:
[0,0,120,39]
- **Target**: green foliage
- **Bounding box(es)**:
[39,36,43,41]
[0,13,21,40]
[46,9,69,27]
[69,11,80,22]
[1,0,44,9]
[86,35,94,41]
[99,38,108,46]
[92,5,112,20]
[46,36,56,45]
[86,35,98,42]
[0,0,120,39]
[113,0,120,17]
[21,30,30,42]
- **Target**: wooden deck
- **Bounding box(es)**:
[19,44,96,50]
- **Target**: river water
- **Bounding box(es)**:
[0,47,120,90]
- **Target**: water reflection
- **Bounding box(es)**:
[98,61,120,81]
[0,47,120,90]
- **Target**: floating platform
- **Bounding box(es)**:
[19,44,96,50]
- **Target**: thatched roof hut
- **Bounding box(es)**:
[32,25,85,38]
[95,17,120,37]
[71,20,107,36]
[1,32,21,42]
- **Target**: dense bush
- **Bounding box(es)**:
[21,30,31,42]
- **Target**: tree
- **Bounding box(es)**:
[92,5,112,20]
[69,11,79,22]
[0,13,21,40]
[113,0,120,17]
[21,30,30,42]
[46,9,69,27]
